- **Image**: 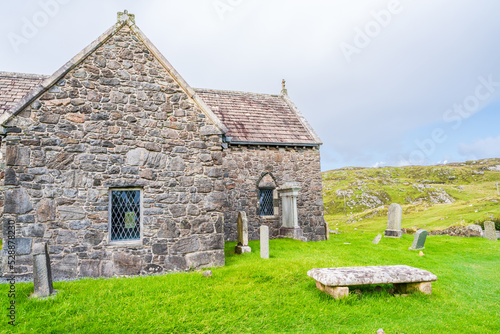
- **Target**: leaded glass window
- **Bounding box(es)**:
[110,190,141,241]
[260,188,274,216]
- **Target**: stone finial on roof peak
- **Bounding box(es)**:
[281,78,288,96]
[117,10,135,24]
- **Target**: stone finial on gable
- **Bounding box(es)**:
[281,78,288,96]
[117,10,135,25]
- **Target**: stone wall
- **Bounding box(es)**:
[1,25,225,280]
[402,225,484,238]
[222,144,326,242]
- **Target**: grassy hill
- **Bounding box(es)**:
[322,158,500,233]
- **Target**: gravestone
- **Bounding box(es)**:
[32,243,54,298]
[484,221,497,241]
[384,203,403,238]
[409,229,428,250]
[372,234,382,244]
[260,225,269,259]
[235,211,251,254]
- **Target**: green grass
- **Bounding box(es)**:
[326,196,500,234]
[1,234,499,333]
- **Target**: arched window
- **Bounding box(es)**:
[257,173,277,217]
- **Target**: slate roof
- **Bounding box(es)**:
[195,89,319,145]
[0,72,47,115]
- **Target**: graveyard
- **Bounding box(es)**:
[323,158,500,234]
[1,228,499,333]
[1,159,500,333]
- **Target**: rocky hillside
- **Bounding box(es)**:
[322,158,500,231]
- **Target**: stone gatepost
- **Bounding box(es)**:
[278,182,303,240]
[32,243,55,298]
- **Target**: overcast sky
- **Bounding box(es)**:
[1,0,500,171]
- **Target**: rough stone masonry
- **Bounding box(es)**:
[0,12,326,280]
[1,24,225,280]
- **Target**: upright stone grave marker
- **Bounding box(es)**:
[484,221,497,241]
[32,243,54,298]
[409,229,428,250]
[372,234,382,244]
[235,211,251,254]
[260,225,269,259]
[384,203,403,238]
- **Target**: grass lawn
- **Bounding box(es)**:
[1,234,499,333]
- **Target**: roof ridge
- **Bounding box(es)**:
[195,88,280,97]
[0,71,48,80]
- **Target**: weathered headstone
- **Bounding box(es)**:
[384,203,403,238]
[484,221,497,241]
[235,211,251,254]
[409,229,428,250]
[260,225,269,259]
[372,234,382,244]
[32,243,54,298]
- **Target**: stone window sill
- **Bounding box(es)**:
[261,216,279,220]
[107,240,143,248]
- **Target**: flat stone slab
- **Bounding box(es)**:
[307,265,437,287]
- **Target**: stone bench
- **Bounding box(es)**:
[307,265,437,299]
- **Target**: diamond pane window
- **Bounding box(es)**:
[260,188,274,216]
[110,190,141,241]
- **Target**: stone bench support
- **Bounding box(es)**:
[315,281,350,299]
[394,282,433,295]
[308,265,437,299]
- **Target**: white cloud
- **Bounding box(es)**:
[372,161,386,168]
[459,135,500,160]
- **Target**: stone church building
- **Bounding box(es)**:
[0,12,325,280]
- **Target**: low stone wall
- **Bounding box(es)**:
[403,225,483,238]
